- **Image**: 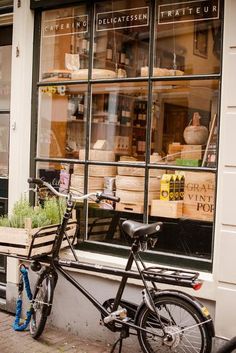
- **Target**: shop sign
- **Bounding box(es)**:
[158,0,220,25]
[42,15,88,38]
[96,6,149,32]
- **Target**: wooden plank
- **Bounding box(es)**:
[183,172,215,221]
[116,189,159,204]
[117,166,165,178]
[116,203,144,213]
[151,200,183,218]
[116,175,160,191]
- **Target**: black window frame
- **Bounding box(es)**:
[30,0,224,272]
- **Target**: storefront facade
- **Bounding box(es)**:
[2,0,236,341]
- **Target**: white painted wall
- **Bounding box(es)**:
[8,0,34,210]
[6,0,34,308]
[213,0,236,340]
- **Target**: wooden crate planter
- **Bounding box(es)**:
[0,221,76,259]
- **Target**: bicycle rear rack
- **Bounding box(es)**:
[141,266,201,288]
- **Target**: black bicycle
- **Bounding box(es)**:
[216,337,236,353]
[27,177,215,353]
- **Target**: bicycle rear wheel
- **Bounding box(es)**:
[30,273,51,339]
[136,295,212,353]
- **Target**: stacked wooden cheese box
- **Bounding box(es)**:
[116,154,165,213]
[71,149,117,195]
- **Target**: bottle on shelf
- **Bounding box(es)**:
[80,33,89,69]
[106,37,113,61]
[136,101,143,127]
[141,101,147,127]
[125,98,131,126]
[125,51,130,66]
[76,94,84,120]
[67,94,77,120]
[103,94,109,114]
[120,97,127,125]
[120,44,126,66]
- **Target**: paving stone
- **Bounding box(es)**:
[0,310,129,353]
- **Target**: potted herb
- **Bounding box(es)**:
[0,197,76,258]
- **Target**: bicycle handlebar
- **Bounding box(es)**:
[27,178,120,203]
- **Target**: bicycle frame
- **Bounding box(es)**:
[28,178,215,352]
[36,201,207,339]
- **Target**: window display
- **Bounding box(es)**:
[35,0,223,269]
[153,0,221,76]
[0,25,12,217]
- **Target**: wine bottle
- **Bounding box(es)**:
[67,94,77,120]
[76,94,84,120]
[120,44,126,65]
[106,37,113,61]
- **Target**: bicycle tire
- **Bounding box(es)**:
[217,337,236,353]
[136,295,212,353]
[30,273,51,339]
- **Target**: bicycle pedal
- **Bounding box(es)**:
[103,308,127,324]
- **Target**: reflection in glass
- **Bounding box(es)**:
[148,169,215,259]
[0,114,9,176]
[90,82,149,162]
[93,0,150,79]
[0,45,11,110]
[37,84,87,159]
[153,1,222,76]
[40,5,89,81]
[150,80,219,169]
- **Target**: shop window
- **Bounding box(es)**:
[40,4,89,81]
[37,84,87,159]
[34,0,223,271]
[150,79,219,169]
[93,0,150,79]
[0,24,12,217]
[152,0,221,77]
[90,82,149,161]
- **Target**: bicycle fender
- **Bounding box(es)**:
[135,289,215,337]
[46,272,58,316]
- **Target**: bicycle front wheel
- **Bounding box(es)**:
[136,295,212,353]
[30,273,51,339]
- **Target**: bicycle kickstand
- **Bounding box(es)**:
[110,327,129,353]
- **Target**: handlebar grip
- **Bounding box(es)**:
[98,193,120,203]
[27,178,44,186]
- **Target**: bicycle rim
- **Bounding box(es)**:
[30,275,49,339]
[137,295,212,353]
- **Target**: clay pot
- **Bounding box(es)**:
[183,112,209,145]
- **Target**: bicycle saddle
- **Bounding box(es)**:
[122,220,163,238]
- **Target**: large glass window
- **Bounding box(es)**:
[0,24,12,216]
[151,0,221,77]
[34,0,223,271]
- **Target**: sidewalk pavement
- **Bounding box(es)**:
[0,309,225,353]
[0,310,115,353]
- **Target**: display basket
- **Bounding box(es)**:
[0,221,77,259]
